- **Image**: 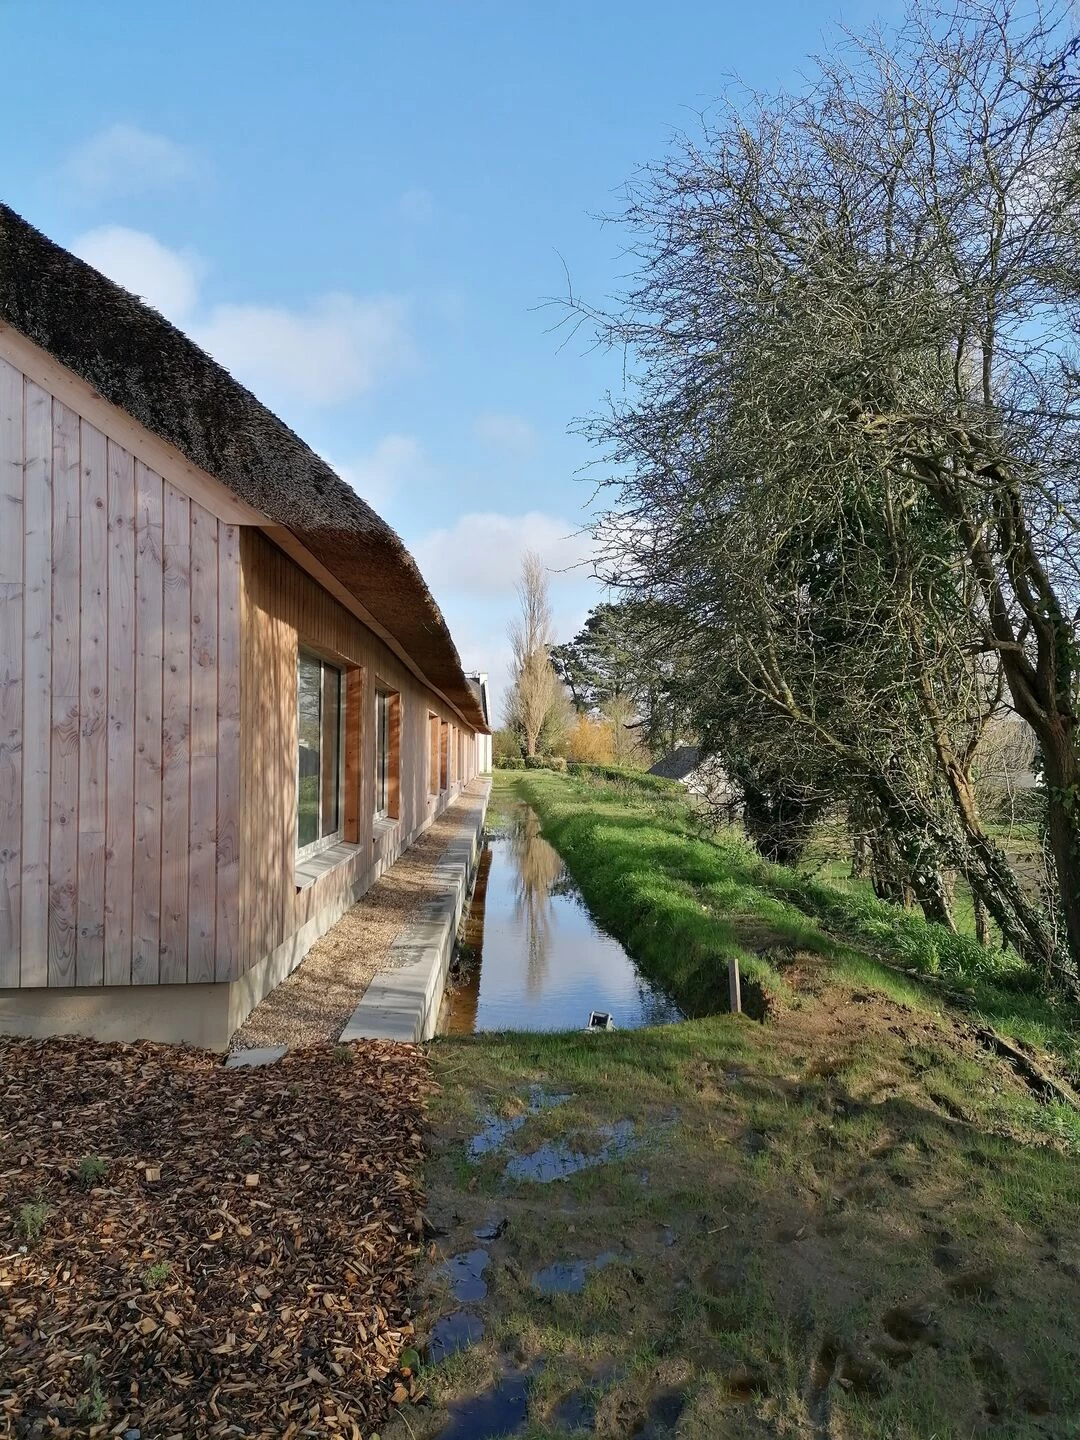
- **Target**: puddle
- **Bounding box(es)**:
[444,805,683,1033]
[468,1085,570,1159]
[435,1368,530,1440]
[504,1119,639,1184]
[551,1388,595,1430]
[633,1387,687,1437]
[428,1311,485,1364]
[441,1249,490,1303]
[531,1250,623,1295]
[474,1216,508,1242]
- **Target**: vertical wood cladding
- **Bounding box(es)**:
[0,356,241,987]
[0,352,479,992]
[238,530,478,978]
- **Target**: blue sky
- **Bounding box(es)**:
[1,0,891,708]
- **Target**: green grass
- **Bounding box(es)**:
[399,1018,1080,1439]
[142,1261,172,1290]
[492,769,1078,1082]
[386,768,1080,1440]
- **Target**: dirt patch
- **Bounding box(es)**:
[232,785,485,1049]
[0,1035,432,1437]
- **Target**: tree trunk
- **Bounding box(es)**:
[974,896,989,948]
[1038,729,1080,983]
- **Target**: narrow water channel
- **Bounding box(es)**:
[442,804,683,1033]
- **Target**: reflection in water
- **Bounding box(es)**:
[508,807,563,995]
[444,804,682,1034]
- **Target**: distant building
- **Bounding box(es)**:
[467,674,492,773]
[648,746,736,806]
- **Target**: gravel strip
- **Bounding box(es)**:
[231,782,486,1049]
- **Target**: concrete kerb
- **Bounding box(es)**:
[339,778,490,1045]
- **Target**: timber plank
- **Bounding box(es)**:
[0,358,23,985]
[20,381,52,986]
[160,483,190,984]
[132,463,163,984]
[104,440,135,984]
[48,402,80,985]
[187,504,218,981]
[76,421,108,985]
[215,524,240,981]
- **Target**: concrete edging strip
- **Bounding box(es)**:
[339,779,490,1044]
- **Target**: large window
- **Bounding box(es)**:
[297,650,343,856]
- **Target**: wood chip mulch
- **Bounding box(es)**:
[0,1036,435,1439]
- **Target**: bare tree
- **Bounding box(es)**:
[507,550,559,757]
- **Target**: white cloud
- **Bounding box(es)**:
[472,410,537,453]
[411,510,593,597]
[73,225,201,320]
[409,514,601,713]
[329,434,427,512]
[71,226,413,408]
[194,293,413,408]
[68,124,197,197]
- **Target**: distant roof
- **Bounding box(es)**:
[648,745,702,781]
[467,674,491,728]
[0,203,487,731]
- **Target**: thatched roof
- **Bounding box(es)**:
[0,204,487,731]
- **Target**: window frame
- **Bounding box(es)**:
[296,647,347,863]
[374,686,392,821]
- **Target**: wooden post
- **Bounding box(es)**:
[728,955,742,1014]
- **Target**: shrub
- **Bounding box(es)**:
[16,1198,50,1242]
[547,755,568,773]
[501,756,525,770]
[76,1374,107,1425]
[566,713,616,764]
[524,755,545,769]
[75,1155,109,1189]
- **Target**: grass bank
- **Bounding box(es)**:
[385,769,1080,1440]
[497,768,1080,1084]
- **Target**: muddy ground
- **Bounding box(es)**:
[392,960,1080,1440]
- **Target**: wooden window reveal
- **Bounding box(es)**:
[343,668,363,843]
[376,687,401,820]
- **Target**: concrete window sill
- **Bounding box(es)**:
[294,841,361,892]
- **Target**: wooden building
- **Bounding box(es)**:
[0,206,489,1048]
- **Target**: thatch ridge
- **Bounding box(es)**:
[0,203,486,730]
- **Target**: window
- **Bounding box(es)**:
[439,719,449,791]
[375,687,401,820]
[297,650,344,857]
[428,713,440,795]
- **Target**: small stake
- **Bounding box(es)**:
[728,956,742,1015]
